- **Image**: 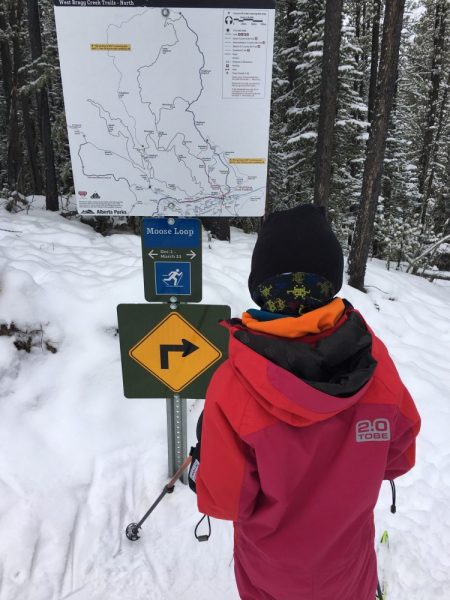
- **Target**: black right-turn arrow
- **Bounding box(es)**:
[160,339,199,369]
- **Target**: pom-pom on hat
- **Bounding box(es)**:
[248,204,344,298]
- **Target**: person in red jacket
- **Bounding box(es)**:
[189,205,420,600]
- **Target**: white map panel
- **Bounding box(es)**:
[54,2,275,216]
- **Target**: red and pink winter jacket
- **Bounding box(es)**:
[196,303,420,600]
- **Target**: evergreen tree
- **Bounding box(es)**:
[284,0,325,205]
[382,0,450,271]
[330,1,368,248]
[417,0,448,227]
[373,6,420,266]
[348,0,406,290]
[0,1,23,193]
[268,0,293,212]
[40,0,73,198]
[314,0,344,212]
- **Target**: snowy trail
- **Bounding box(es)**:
[0,201,449,599]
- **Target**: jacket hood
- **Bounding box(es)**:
[226,310,377,428]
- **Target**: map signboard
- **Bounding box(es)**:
[117,304,231,398]
[141,217,202,302]
[54,1,276,217]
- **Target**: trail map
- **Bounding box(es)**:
[54,1,275,217]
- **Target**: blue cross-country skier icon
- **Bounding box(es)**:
[155,262,192,296]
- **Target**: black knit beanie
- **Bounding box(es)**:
[248,204,344,297]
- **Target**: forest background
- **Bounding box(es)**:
[0,0,449,290]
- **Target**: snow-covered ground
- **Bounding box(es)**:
[0,199,449,600]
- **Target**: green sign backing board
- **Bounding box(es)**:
[117,304,231,398]
[141,217,202,302]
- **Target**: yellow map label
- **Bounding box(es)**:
[229,158,266,165]
[91,44,131,52]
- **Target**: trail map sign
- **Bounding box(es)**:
[117,304,231,398]
[142,217,202,302]
[54,1,276,217]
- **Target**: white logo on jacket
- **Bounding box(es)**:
[356,419,391,442]
[190,459,200,482]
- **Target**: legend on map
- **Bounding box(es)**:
[223,10,269,99]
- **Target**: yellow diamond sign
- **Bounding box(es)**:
[129,312,222,393]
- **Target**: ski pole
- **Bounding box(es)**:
[125,456,192,541]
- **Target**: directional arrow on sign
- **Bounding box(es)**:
[123,309,227,394]
[160,339,199,369]
[187,250,196,260]
[148,250,158,259]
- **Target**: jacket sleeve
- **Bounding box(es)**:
[384,386,421,480]
[196,369,260,522]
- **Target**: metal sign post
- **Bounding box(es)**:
[167,394,188,484]
[117,303,231,480]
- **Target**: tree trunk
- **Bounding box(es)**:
[6,81,21,190]
[313,0,343,212]
[418,0,447,226]
[286,0,297,91]
[423,71,449,216]
[13,0,43,194]
[1,2,22,190]
[368,0,382,126]
[0,6,13,121]
[354,0,362,94]
[434,148,450,235]
[26,0,59,211]
[201,218,231,242]
[348,0,406,291]
[359,0,368,99]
